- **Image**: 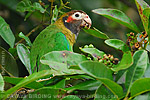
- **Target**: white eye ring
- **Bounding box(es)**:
[72,12,82,19]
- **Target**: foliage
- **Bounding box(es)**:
[0,0,150,100]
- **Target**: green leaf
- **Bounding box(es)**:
[8,48,17,57]
[130,78,150,98]
[112,51,133,72]
[65,74,95,80]
[62,95,81,100]
[24,12,32,21]
[144,8,150,43]
[0,16,15,48]
[17,0,45,13]
[105,39,129,52]
[79,61,113,80]
[40,51,88,75]
[3,70,53,99]
[33,2,45,13]
[94,84,117,100]
[125,50,148,95]
[16,0,32,12]
[92,8,140,32]
[94,85,109,100]
[51,5,59,24]
[17,44,32,74]
[135,0,150,34]
[49,79,65,89]
[69,65,81,70]
[0,74,4,92]
[79,61,123,99]
[24,87,60,100]
[65,80,101,92]
[0,47,18,77]
[98,78,123,99]
[80,47,105,60]
[144,63,150,77]
[146,44,150,52]
[18,32,32,46]
[143,8,150,27]
[4,76,44,89]
[133,93,150,100]
[83,27,109,39]
[116,70,127,84]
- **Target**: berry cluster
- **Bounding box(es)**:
[126,32,148,51]
[98,54,119,67]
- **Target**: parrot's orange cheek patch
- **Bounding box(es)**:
[66,16,74,23]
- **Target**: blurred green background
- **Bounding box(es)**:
[0,0,150,76]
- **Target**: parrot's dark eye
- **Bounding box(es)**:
[75,14,79,17]
[72,12,82,19]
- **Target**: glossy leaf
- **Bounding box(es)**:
[83,27,109,39]
[135,0,150,35]
[49,79,65,89]
[40,51,87,74]
[146,45,150,52]
[65,80,101,92]
[105,39,129,52]
[92,8,140,32]
[33,2,45,13]
[62,95,81,100]
[94,84,116,100]
[125,50,148,94]
[16,0,45,13]
[79,61,113,80]
[116,70,127,84]
[3,70,53,99]
[143,8,150,43]
[24,12,32,21]
[4,76,44,89]
[69,65,81,70]
[79,61,124,99]
[97,78,124,99]
[8,48,17,57]
[144,63,150,77]
[0,16,15,48]
[65,74,95,80]
[18,32,32,46]
[112,51,133,72]
[0,74,4,92]
[133,92,150,100]
[0,47,18,77]
[17,44,32,74]
[80,47,105,60]
[16,0,32,12]
[24,87,60,100]
[130,78,150,98]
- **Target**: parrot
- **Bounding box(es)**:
[30,10,92,73]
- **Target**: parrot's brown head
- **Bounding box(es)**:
[64,10,91,28]
[55,10,92,45]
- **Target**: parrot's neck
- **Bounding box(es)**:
[54,17,80,46]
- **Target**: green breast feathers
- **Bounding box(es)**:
[30,24,72,72]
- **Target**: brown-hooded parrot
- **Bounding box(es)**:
[30,10,92,73]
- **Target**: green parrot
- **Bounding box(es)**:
[30,10,91,73]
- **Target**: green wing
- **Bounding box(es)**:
[30,24,72,73]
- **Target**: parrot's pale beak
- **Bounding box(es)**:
[81,15,92,29]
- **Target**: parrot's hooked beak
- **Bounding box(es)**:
[81,14,92,29]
